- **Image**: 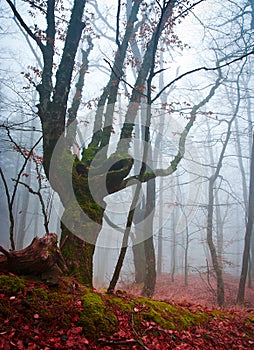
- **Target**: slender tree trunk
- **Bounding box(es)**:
[184,226,189,287]
[237,132,254,304]
[207,176,224,306]
[107,183,142,293]
[171,211,176,283]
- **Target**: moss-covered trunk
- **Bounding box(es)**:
[60,224,96,287]
[59,155,105,287]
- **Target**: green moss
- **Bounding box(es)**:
[104,295,208,332]
[247,315,254,325]
[0,275,25,294]
[104,294,208,333]
[105,154,133,192]
[81,146,99,165]
[60,225,95,287]
[135,298,208,330]
[71,166,104,224]
[105,295,135,313]
[210,309,234,319]
[78,292,117,337]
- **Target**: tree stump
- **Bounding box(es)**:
[0,233,66,279]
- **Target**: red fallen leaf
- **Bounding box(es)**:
[16,340,24,349]
[9,329,16,338]
[73,300,83,308]
[72,314,79,322]
[68,326,83,334]
[33,328,40,334]
[49,337,61,343]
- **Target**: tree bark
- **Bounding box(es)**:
[0,233,66,276]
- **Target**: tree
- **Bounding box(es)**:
[4,0,254,295]
[5,0,191,287]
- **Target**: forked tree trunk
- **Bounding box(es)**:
[0,233,66,277]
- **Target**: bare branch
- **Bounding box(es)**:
[0,167,15,250]
[152,49,254,103]
[5,0,45,53]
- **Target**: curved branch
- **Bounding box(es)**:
[152,49,254,103]
[5,0,45,53]
[120,73,223,188]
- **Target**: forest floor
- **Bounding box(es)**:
[1,273,254,349]
[121,273,254,308]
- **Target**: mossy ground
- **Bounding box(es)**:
[1,274,254,349]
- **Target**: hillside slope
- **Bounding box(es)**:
[1,274,254,349]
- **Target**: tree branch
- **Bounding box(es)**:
[5,0,45,53]
[116,0,121,48]
[152,49,254,103]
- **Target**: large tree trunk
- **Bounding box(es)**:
[57,157,105,287]
[0,233,66,277]
[60,225,96,287]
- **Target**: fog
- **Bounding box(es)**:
[0,0,253,304]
